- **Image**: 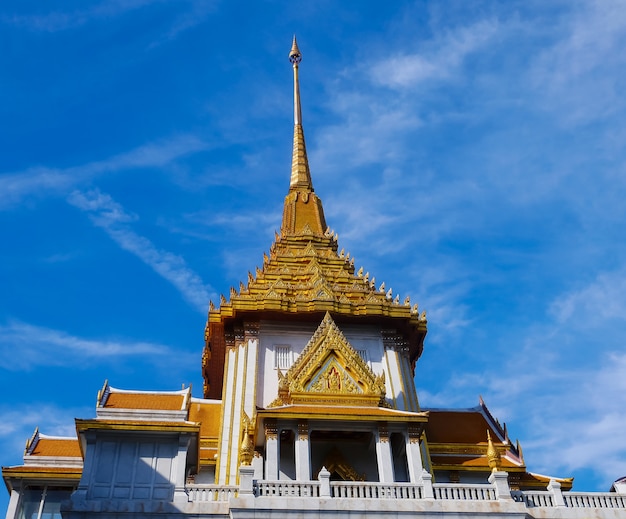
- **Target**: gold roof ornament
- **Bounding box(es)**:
[240,412,255,466]
[486,429,501,472]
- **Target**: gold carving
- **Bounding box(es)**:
[240,412,256,466]
[297,421,308,440]
[487,430,501,472]
[378,423,389,443]
[264,419,278,440]
[321,448,365,482]
[408,424,424,444]
[268,313,387,407]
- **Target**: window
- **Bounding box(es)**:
[274,345,292,370]
[17,486,73,519]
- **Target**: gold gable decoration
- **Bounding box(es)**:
[269,313,388,408]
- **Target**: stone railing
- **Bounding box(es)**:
[331,481,423,499]
[255,480,320,497]
[511,490,555,507]
[433,483,497,501]
[188,467,626,514]
[512,484,626,509]
[185,484,238,502]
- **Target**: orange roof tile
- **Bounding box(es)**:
[425,409,500,444]
[30,438,81,458]
[188,400,221,438]
[104,393,185,410]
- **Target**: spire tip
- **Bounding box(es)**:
[289,35,302,64]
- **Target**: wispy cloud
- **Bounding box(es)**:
[1,0,216,37]
[531,0,626,125]
[68,189,214,312]
[1,0,157,32]
[0,404,89,466]
[369,20,500,89]
[549,268,626,326]
[0,135,207,210]
[0,320,176,370]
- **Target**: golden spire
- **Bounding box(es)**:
[281,36,327,236]
[288,35,312,191]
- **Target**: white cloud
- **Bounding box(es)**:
[0,135,208,210]
[531,0,626,124]
[68,189,214,312]
[68,190,211,313]
[369,20,499,89]
[1,0,157,32]
[549,268,626,326]
[0,320,177,370]
[1,0,215,36]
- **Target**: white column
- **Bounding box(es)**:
[173,434,191,503]
[243,338,258,418]
[384,348,407,410]
[5,487,21,519]
[318,467,331,497]
[547,479,565,506]
[406,425,424,482]
[238,465,255,495]
[265,420,279,480]
[375,425,394,482]
[227,342,247,480]
[489,470,512,501]
[399,352,419,411]
[217,346,236,484]
[295,420,311,480]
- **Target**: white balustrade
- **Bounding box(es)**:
[564,492,626,509]
[330,482,423,499]
[433,483,497,501]
[512,490,626,509]
[256,481,320,497]
[186,485,238,502]
[511,490,554,507]
[185,479,626,511]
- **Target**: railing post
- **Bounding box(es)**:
[488,471,512,500]
[548,479,565,507]
[239,465,256,495]
[318,466,331,497]
[421,469,434,499]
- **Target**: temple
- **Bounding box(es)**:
[3,38,626,519]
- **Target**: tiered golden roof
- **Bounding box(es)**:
[202,37,427,399]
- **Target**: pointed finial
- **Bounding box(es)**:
[289,35,302,64]
[281,35,327,237]
[486,430,501,472]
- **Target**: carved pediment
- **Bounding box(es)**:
[269,312,386,407]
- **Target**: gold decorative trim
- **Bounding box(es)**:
[264,419,278,440]
[269,312,386,408]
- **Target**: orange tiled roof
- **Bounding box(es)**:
[30,438,81,458]
[104,392,185,410]
[425,409,502,444]
[188,400,221,438]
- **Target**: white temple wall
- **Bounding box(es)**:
[74,433,189,502]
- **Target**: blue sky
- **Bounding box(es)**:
[2,0,626,507]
